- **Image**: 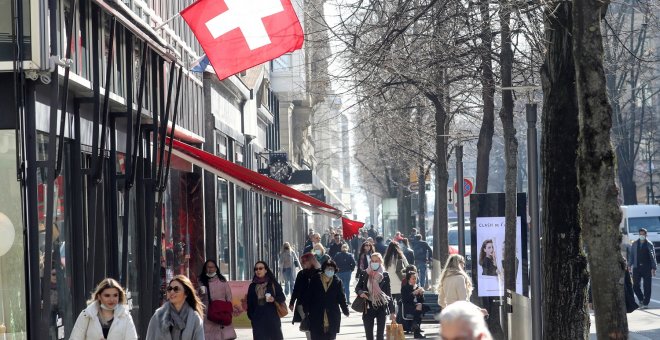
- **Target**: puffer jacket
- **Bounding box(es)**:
[69,301,137,340]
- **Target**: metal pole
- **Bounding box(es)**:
[456,144,465,256]
[526,103,542,339]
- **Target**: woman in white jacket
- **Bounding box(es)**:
[69,278,137,340]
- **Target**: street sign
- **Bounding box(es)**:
[453,177,474,197]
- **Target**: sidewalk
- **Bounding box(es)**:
[589,308,660,340]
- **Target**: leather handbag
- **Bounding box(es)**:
[351,296,367,313]
[276,301,289,318]
[207,283,233,326]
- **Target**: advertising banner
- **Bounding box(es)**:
[475,216,523,297]
[228,281,252,328]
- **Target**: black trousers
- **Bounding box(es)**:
[363,306,387,340]
[633,267,653,305]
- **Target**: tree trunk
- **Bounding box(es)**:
[432,95,449,269]
[418,160,427,237]
[617,154,638,205]
[540,2,590,339]
[499,0,518,303]
[475,0,495,194]
[572,1,629,339]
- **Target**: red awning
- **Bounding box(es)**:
[168,138,343,218]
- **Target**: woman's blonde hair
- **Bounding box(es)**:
[437,254,472,294]
[88,278,127,305]
[370,252,384,263]
[170,275,205,317]
[341,243,350,252]
[313,242,326,254]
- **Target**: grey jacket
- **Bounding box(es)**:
[145,302,205,340]
[628,240,657,270]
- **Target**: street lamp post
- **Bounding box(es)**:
[527,103,542,340]
[456,144,466,256]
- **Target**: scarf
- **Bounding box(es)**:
[366,267,389,308]
[254,282,268,305]
[321,273,333,332]
[169,301,190,332]
[252,275,268,284]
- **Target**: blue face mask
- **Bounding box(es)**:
[640,235,647,241]
[371,263,380,270]
[324,270,335,277]
[314,250,322,256]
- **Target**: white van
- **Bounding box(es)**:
[620,205,660,256]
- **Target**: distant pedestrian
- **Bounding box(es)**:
[351,233,365,261]
[313,243,331,266]
[412,235,433,288]
[355,253,396,340]
[393,232,404,243]
[384,242,409,301]
[305,260,350,340]
[279,242,300,296]
[328,233,346,258]
[400,238,415,265]
[333,243,357,302]
[409,228,418,240]
[401,272,428,339]
[290,253,321,340]
[439,301,492,340]
[145,275,204,340]
[304,233,321,254]
[437,254,473,308]
[357,241,374,278]
[70,278,137,340]
[247,261,286,340]
[628,228,657,309]
[374,236,387,255]
[198,260,236,340]
[367,225,377,240]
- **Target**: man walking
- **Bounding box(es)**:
[628,228,657,309]
[412,234,433,288]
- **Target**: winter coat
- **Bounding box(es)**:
[315,254,331,266]
[355,271,396,313]
[145,301,204,340]
[401,284,425,316]
[437,274,471,308]
[328,241,345,258]
[412,240,432,264]
[304,274,350,336]
[246,280,285,338]
[375,242,387,255]
[290,268,321,324]
[401,246,415,265]
[628,240,657,270]
[333,251,356,273]
[70,301,137,340]
[385,257,409,295]
[200,277,236,340]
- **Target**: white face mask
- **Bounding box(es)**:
[371,263,380,270]
[640,235,647,241]
[206,272,217,278]
[100,303,117,311]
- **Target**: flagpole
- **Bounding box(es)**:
[155,13,180,30]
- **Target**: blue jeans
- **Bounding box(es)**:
[282,268,294,295]
[337,271,352,302]
[416,262,428,287]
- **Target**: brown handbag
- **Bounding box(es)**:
[271,283,289,318]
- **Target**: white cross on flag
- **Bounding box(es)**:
[181,0,304,80]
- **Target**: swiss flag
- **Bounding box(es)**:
[181,0,304,80]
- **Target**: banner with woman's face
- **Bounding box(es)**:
[474,216,523,297]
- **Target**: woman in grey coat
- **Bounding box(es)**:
[146,275,205,340]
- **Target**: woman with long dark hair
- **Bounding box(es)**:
[247,260,286,339]
[198,260,235,340]
[383,242,409,301]
[357,241,374,278]
[70,278,137,340]
[146,275,204,340]
[401,272,427,338]
[478,240,499,276]
[290,253,321,340]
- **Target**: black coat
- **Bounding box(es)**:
[290,268,321,324]
[354,270,395,313]
[328,241,345,258]
[412,240,432,264]
[333,252,356,273]
[247,280,285,339]
[400,283,425,315]
[304,274,350,336]
[402,247,415,265]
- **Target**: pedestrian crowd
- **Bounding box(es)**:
[68,224,502,340]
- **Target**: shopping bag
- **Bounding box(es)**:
[386,320,405,340]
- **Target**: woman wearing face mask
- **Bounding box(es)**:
[313,243,331,266]
[290,253,321,339]
[70,278,137,340]
[247,261,286,340]
[198,259,236,340]
[279,242,300,296]
[146,275,205,340]
[305,260,350,340]
[355,253,396,340]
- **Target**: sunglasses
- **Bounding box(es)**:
[166,286,182,293]
[254,266,266,271]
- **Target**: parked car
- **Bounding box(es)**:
[426,225,472,275]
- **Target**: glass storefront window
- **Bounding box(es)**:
[235,187,245,279]
[0,130,27,339]
[35,133,73,340]
[217,179,230,277]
